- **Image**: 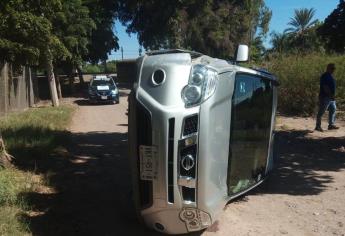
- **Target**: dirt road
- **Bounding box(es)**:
[29,89,345,236]
[207,117,345,236]
[28,90,160,235]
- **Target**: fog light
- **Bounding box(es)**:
[184,137,195,146]
[181,155,195,171]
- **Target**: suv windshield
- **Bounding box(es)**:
[91,78,115,87]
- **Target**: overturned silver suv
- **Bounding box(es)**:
[128,45,278,234]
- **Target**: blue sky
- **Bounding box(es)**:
[108,0,340,60]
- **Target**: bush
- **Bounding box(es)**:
[263,53,345,115]
[82,64,101,74]
[82,60,117,74]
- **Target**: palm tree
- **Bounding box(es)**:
[285,8,318,35]
[270,31,289,53]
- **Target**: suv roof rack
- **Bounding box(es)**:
[146,49,203,59]
[250,67,273,76]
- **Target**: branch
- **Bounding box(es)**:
[0,135,14,168]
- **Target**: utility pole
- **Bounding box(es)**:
[121,46,124,60]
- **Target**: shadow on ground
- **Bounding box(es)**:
[9,125,345,235]
[11,127,198,236]
[252,130,345,196]
[73,99,117,106]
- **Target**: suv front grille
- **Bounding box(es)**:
[168,118,175,203]
[179,145,197,178]
[182,186,196,202]
[183,115,198,137]
[97,90,111,96]
[136,102,153,209]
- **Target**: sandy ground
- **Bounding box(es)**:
[206,116,345,236]
[28,89,345,236]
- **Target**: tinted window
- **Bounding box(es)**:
[227,73,273,195]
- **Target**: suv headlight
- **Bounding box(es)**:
[182,64,218,107]
[111,89,118,95]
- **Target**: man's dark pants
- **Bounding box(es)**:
[316,97,336,128]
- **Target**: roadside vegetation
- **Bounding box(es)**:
[83,60,117,74]
[261,3,345,116]
[0,106,75,235]
[265,54,345,116]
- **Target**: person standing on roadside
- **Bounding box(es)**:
[315,63,339,132]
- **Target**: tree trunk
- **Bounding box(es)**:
[46,48,59,107]
[0,132,13,168]
[76,66,85,86]
[69,69,75,95]
[55,73,62,99]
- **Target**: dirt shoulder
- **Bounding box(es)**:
[206,116,345,236]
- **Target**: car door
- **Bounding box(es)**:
[227,73,274,196]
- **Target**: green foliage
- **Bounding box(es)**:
[82,60,117,74]
[269,8,324,54]
[0,1,55,64]
[318,0,345,53]
[0,0,117,70]
[264,53,345,115]
[83,64,102,74]
[0,0,71,66]
[0,168,32,206]
[54,0,95,66]
[106,60,117,73]
[84,0,119,63]
[120,0,271,59]
[270,31,289,54]
[285,8,318,34]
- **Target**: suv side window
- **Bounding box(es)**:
[227,73,273,195]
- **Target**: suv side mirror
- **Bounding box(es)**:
[235,44,249,62]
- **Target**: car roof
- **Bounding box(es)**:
[93,75,110,80]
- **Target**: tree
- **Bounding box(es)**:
[53,0,96,86]
[318,0,345,53]
[283,8,322,52]
[0,0,70,106]
[119,0,271,59]
[84,0,120,64]
[270,31,289,54]
[285,8,317,35]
